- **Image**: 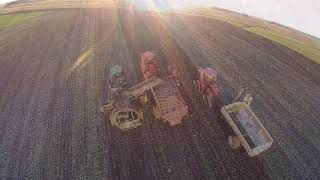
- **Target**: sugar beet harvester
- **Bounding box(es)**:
[137,51,189,125]
[101,51,190,130]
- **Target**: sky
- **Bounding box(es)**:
[167,0,320,38]
[0,0,14,4]
[1,0,319,38]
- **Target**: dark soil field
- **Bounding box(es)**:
[0,8,319,179]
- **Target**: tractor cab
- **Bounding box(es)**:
[195,68,222,107]
[201,68,218,85]
[140,51,160,79]
[109,65,128,89]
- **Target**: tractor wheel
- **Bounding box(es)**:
[203,94,207,100]
[228,135,241,149]
[193,80,201,93]
[201,94,210,107]
[129,96,141,107]
[193,80,197,88]
[100,101,113,113]
[212,97,222,109]
[139,94,149,106]
[207,96,213,108]
[146,90,156,105]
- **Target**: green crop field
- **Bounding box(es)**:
[0,12,46,31]
[244,27,320,64]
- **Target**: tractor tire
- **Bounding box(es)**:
[146,90,156,105]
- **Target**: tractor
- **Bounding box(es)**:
[194,67,273,156]
[101,65,143,131]
[109,65,128,90]
[194,68,223,108]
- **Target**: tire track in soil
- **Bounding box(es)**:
[0,15,57,119]
[19,13,77,177]
[94,10,123,180]
[57,12,84,180]
[60,11,93,179]
[36,11,83,179]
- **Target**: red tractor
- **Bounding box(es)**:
[195,68,223,108]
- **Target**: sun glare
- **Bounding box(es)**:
[129,0,180,11]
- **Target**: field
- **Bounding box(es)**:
[183,7,320,64]
[0,8,320,179]
[0,12,45,30]
[0,0,117,13]
[243,26,320,64]
[2,1,320,64]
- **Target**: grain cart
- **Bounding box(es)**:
[222,89,273,156]
[135,51,190,125]
[195,68,273,156]
[101,65,143,131]
[220,88,273,156]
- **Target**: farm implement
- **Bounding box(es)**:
[194,68,273,156]
[101,51,190,130]
[101,51,273,157]
[136,51,190,125]
[100,65,144,131]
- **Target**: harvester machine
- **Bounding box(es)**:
[194,67,273,157]
[101,65,143,131]
[137,51,190,126]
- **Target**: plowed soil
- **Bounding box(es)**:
[0,8,319,179]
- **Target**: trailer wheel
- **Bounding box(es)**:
[228,135,241,149]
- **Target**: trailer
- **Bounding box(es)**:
[150,77,189,125]
[127,75,189,126]
[221,96,273,157]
